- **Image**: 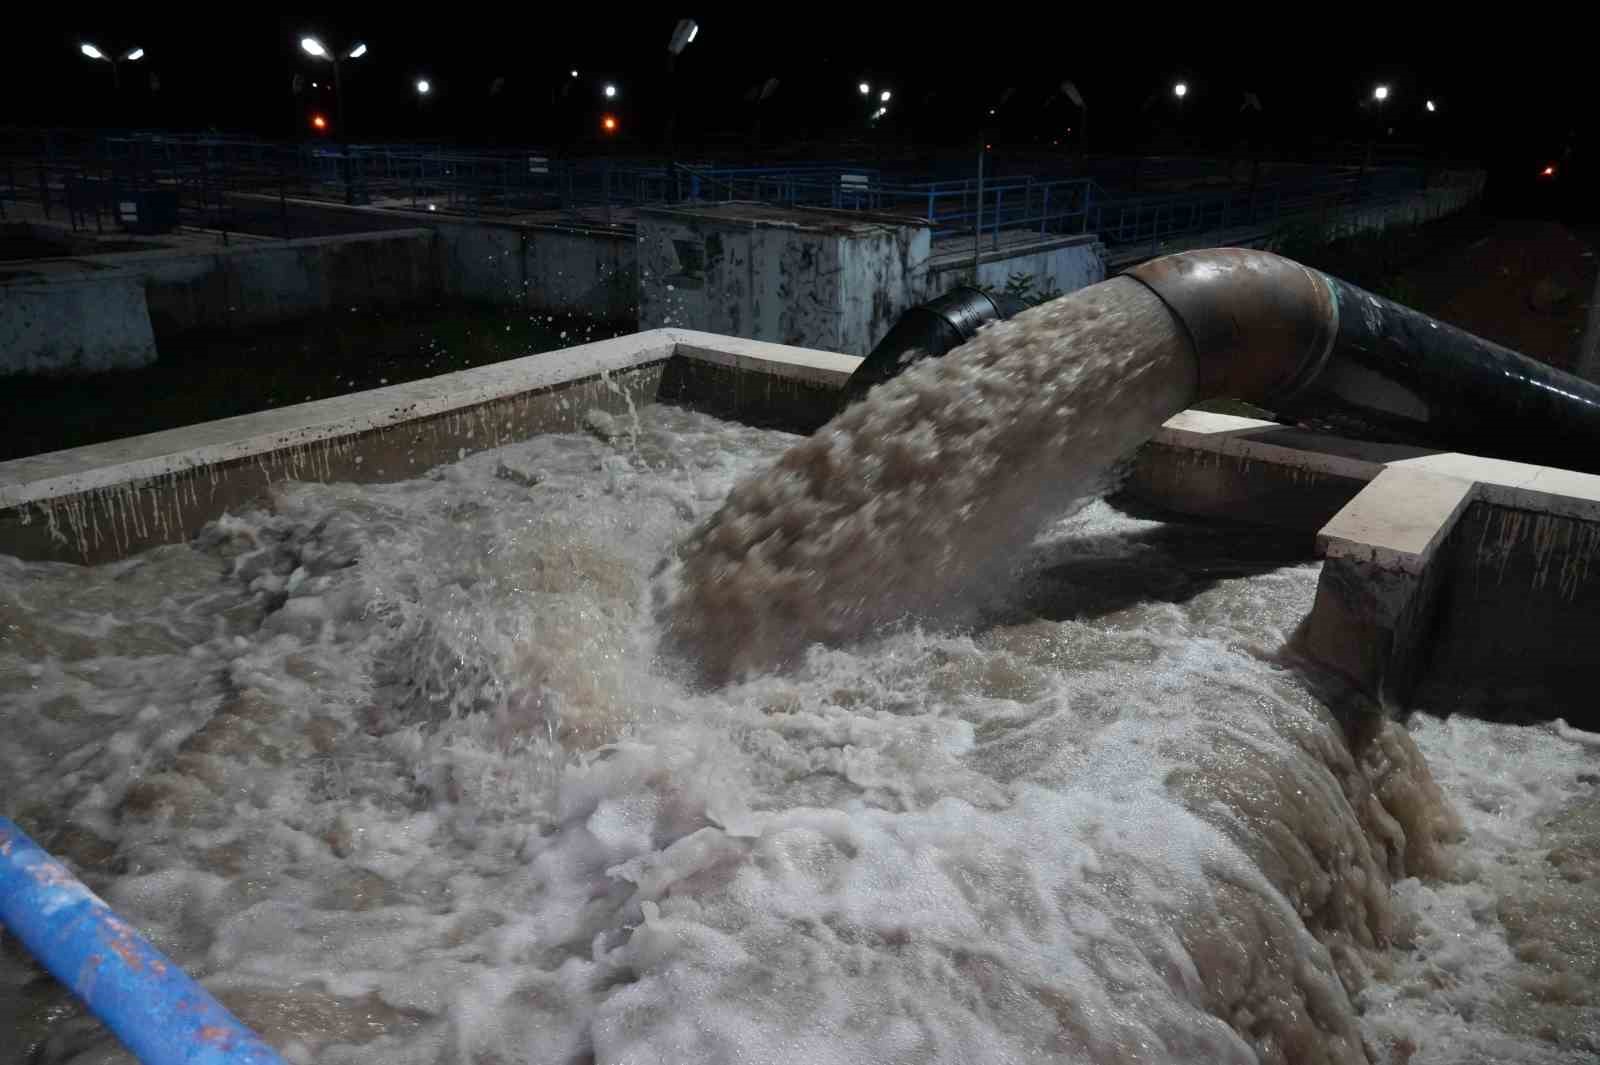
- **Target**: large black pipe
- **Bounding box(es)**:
[842,286,1029,406]
[845,249,1600,475]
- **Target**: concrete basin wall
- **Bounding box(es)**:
[3,324,1591,721]
[436,220,634,319]
[220,194,639,319]
[927,233,1107,300]
[1122,409,1600,721]
[139,229,441,335]
[0,222,635,375]
[637,203,932,356]
[0,273,158,373]
[0,330,852,564]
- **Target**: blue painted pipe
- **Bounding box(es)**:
[0,817,288,1065]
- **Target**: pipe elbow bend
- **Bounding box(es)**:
[1126,248,1338,406]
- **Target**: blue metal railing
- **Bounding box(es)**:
[1,130,1451,254]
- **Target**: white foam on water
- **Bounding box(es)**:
[1357,714,1600,1063]
[1,406,1594,1063]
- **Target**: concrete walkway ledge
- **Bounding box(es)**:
[0,329,844,564]
[1124,409,1600,719]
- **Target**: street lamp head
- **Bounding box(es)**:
[570,69,579,78]
[301,37,328,59]
[122,48,145,62]
[1173,81,1188,98]
[880,89,891,102]
[858,82,870,95]
[80,43,106,61]
[1373,84,1389,102]
[603,83,617,98]
[669,18,699,55]
[346,43,368,59]
[416,79,431,95]
[1425,99,1436,113]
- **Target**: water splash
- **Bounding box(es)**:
[662,278,1196,683]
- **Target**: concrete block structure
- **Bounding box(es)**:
[636,203,933,355]
[926,233,1106,299]
[0,273,157,373]
[1121,409,1600,717]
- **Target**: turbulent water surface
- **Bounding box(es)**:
[2,333,1598,1064]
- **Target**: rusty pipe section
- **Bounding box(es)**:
[844,247,1600,474]
[1125,249,1340,407]
[1128,248,1600,472]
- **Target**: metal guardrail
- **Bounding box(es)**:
[654,164,1443,256]
[0,131,1461,257]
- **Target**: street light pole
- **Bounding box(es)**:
[1364,84,1390,176]
[665,19,699,164]
[301,36,368,204]
[80,44,144,92]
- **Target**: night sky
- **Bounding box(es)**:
[3,15,1590,213]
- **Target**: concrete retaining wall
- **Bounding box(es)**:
[1122,408,1600,722]
[436,221,633,318]
[139,229,440,336]
[1316,174,1486,243]
[927,234,1106,300]
[0,329,853,563]
[1,221,635,375]
[637,203,932,356]
[0,273,158,374]
[223,194,638,319]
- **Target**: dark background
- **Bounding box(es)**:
[2,14,1591,218]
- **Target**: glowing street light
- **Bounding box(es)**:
[1173,81,1188,98]
[603,83,618,99]
[300,33,371,202]
[79,42,145,89]
[879,89,891,103]
[669,19,700,55]
[858,81,870,95]
[311,114,328,131]
[570,69,579,78]
[415,79,431,95]
[299,34,370,133]
[1425,99,1436,113]
[602,114,619,134]
[1373,84,1390,102]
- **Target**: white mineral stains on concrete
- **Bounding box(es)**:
[0,330,679,511]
